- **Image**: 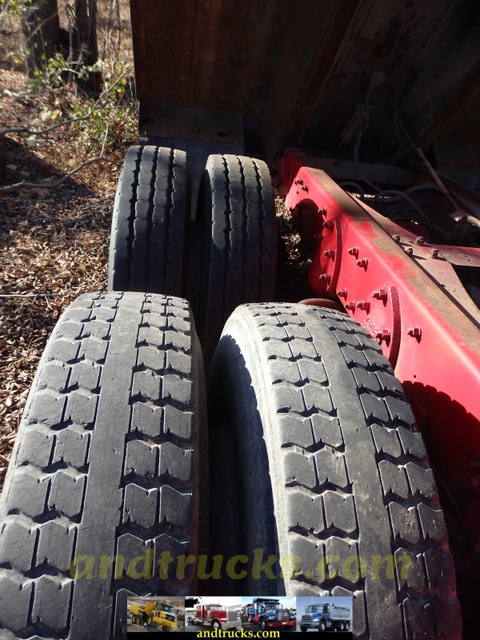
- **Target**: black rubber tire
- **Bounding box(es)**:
[260,619,267,632]
[0,292,207,639]
[191,154,276,367]
[300,626,307,633]
[319,620,326,632]
[108,145,190,295]
[211,620,221,630]
[208,303,462,639]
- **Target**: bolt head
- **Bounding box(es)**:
[373,288,388,301]
[375,328,391,343]
[407,326,422,339]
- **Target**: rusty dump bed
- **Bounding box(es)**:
[131,0,480,168]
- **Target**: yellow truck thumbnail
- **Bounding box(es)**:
[130,601,177,629]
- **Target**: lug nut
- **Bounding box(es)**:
[357,300,370,312]
[324,249,335,259]
[337,289,348,298]
[323,220,334,230]
[375,329,391,343]
[357,258,368,268]
[372,289,388,302]
[319,273,332,284]
[348,247,359,258]
[407,326,422,339]
[345,301,356,311]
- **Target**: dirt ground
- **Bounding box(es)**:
[0,0,135,489]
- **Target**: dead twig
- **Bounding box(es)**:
[0,155,110,192]
[0,120,111,192]
[0,293,64,298]
[0,70,127,139]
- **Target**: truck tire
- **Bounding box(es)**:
[300,626,307,633]
[191,154,276,366]
[211,619,221,630]
[260,619,267,631]
[208,303,461,639]
[108,145,190,295]
[319,619,326,632]
[0,292,207,639]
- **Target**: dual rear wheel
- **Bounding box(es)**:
[0,147,461,639]
[108,147,277,367]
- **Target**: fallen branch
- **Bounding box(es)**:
[0,71,127,139]
[0,121,111,192]
[0,293,65,299]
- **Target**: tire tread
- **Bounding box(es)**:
[0,292,204,639]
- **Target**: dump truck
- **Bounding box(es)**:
[0,1,480,639]
[129,601,177,629]
[249,598,296,631]
[300,602,351,633]
[242,603,255,623]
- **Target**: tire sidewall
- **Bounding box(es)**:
[208,328,280,593]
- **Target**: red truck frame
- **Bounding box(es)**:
[277,147,480,586]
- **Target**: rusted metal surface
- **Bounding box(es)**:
[277,149,480,542]
[130,1,480,164]
[130,0,290,117]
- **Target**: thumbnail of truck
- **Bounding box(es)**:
[250,598,296,631]
[242,603,254,623]
[191,603,240,630]
[130,601,177,629]
[300,602,351,632]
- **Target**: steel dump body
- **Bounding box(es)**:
[130,0,480,164]
[128,1,480,635]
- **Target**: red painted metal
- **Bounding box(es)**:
[277,148,480,547]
